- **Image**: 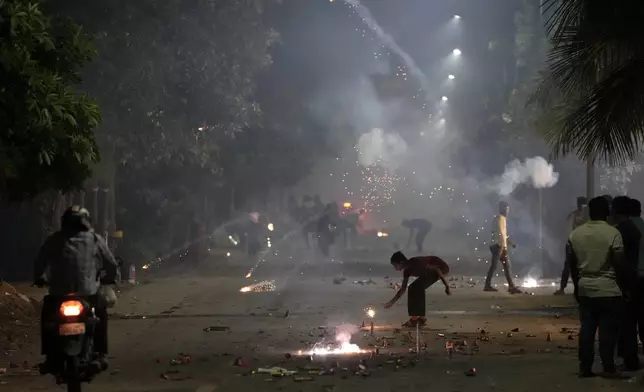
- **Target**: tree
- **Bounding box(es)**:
[0,0,100,202]
[532,0,644,165]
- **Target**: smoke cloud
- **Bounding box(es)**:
[496,156,559,196]
[357,128,408,169]
[335,323,359,345]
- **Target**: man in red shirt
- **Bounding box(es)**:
[383,251,451,327]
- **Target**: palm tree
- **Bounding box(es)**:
[531,0,644,198]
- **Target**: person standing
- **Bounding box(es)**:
[401,218,432,253]
[555,197,587,295]
[484,201,521,294]
[568,197,627,378]
[628,197,644,355]
[611,196,641,371]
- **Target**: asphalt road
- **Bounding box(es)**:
[2,248,643,391]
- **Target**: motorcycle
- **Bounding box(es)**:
[38,283,113,392]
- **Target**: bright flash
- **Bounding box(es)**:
[308,342,363,356]
[142,264,149,270]
[343,202,352,208]
[240,286,251,293]
[245,272,252,278]
[377,232,389,237]
[226,252,231,257]
[267,223,274,232]
[448,74,455,80]
[523,277,538,288]
[453,48,462,56]
[228,235,238,246]
[366,307,376,318]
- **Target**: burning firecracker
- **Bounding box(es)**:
[240,280,276,293]
[365,307,376,318]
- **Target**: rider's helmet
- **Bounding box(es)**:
[61,205,92,233]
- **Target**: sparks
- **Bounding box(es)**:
[239,280,276,293]
[306,342,364,356]
[523,277,538,288]
[365,307,376,318]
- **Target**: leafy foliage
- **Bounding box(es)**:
[0,0,100,201]
[532,0,644,164]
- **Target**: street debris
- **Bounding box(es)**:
[234,357,250,367]
[546,332,552,342]
[333,277,346,285]
[257,367,297,377]
[353,279,376,285]
[464,367,477,377]
[203,326,230,332]
[170,353,192,366]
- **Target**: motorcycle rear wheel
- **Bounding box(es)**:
[65,356,82,392]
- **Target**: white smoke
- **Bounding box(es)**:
[497,156,559,196]
[335,323,359,345]
[357,128,408,169]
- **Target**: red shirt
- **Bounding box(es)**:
[403,256,449,278]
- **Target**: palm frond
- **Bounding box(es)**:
[542,56,644,165]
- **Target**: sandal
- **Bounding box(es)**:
[402,318,418,328]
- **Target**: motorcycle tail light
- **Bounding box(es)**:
[60,300,84,317]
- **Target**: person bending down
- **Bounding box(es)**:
[383,251,451,327]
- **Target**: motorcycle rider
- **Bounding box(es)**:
[34,206,118,371]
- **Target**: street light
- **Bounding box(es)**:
[441,96,448,102]
[452,48,462,56]
[448,74,455,80]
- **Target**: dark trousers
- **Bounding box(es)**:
[578,296,622,373]
[415,229,429,253]
[618,295,640,369]
[559,259,570,290]
[41,295,108,356]
[407,271,439,317]
[485,244,515,288]
[638,278,644,352]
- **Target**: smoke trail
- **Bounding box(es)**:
[496,156,559,196]
[357,128,408,169]
[342,0,430,92]
[335,323,359,344]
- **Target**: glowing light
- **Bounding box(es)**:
[228,235,238,246]
[142,264,150,270]
[454,14,462,20]
[441,96,448,101]
[343,202,352,209]
[452,48,462,56]
[366,307,376,318]
[377,231,389,237]
[267,223,274,232]
[226,252,231,257]
[60,301,83,317]
[240,280,276,293]
[245,271,253,278]
[448,74,455,80]
[307,342,364,356]
[523,277,538,288]
[438,118,446,125]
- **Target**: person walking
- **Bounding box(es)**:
[484,201,521,294]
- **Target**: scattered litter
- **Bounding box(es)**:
[170,354,192,366]
[567,335,574,340]
[526,334,536,338]
[333,277,346,285]
[537,349,551,354]
[511,328,519,332]
[284,353,292,359]
[294,376,314,382]
[546,332,552,342]
[557,345,576,350]
[353,279,376,285]
[0,368,6,374]
[464,368,477,377]
[506,333,513,338]
[283,310,290,319]
[257,367,297,377]
[234,357,249,367]
[203,326,230,332]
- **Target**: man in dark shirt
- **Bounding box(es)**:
[401,218,432,253]
[383,251,451,327]
[612,196,641,371]
[628,197,644,353]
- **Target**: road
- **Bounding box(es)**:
[2,248,643,391]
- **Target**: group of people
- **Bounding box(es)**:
[561,195,644,377]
